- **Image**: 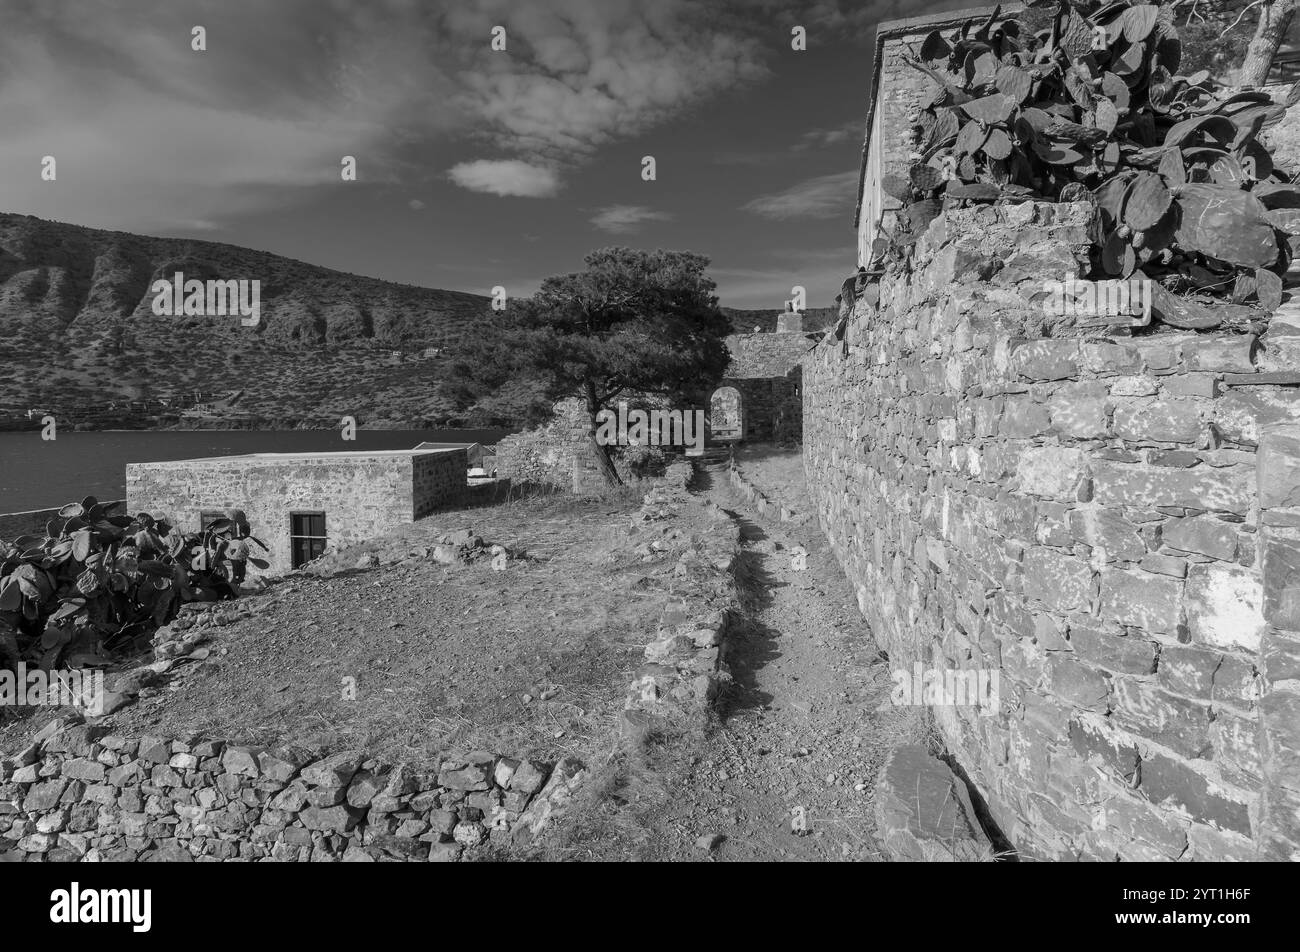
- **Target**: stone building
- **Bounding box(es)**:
[127,448,466,574]
[714,310,817,444]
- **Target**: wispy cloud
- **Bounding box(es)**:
[793,120,862,151]
[589,204,672,234]
[447,160,560,198]
[742,170,857,220]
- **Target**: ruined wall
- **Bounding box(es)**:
[804,199,1300,861]
[721,331,812,443]
[127,451,464,574]
[0,719,581,862]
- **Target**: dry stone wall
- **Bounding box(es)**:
[804,199,1300,861]
[0,719,583,862]
[622,461,740,735]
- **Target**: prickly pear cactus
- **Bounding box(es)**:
[878,0,1300,328]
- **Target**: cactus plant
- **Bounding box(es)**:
[876,0,1299,325]
[0,499,266,676]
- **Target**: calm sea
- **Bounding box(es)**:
[0,429,512,513]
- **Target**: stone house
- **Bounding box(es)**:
[126,448,466,575]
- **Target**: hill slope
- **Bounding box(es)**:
[0,213,497,427]
[0,213,827,428]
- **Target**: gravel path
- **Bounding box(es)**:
[549,462,927,862]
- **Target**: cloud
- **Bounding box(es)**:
[589,205,672,234]
[408,199,426,210]
[453,1,768,163]
[447,159,560,198]
[2,0,777,216]
[742,170,858,220]
[794,120,862,151]
[0,0,461,233]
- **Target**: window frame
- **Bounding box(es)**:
[289,510,328,569]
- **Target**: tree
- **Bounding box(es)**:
[443,248,733,485]
[1238,0,1298,86]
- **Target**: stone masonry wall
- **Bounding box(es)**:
[412,449,470,518]
[721,331,812,444]
[804,199,1300,861]
[0,719,582,862]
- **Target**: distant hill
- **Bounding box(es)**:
[0,213,830,428]
[0,213,498,427]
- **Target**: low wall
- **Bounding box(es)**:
[804,199,1300,861]
[623,460,740,734]
[0,720,582,862]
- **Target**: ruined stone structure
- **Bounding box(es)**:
[0,717,582,862]
[805,195,1300,861]
[127,449,466,574]
[496,321,813,493]
[717,314,814,444]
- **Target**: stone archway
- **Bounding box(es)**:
[710,385,744,442]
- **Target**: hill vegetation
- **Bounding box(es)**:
[0,214,830,429]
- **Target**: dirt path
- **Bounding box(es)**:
[546,462,927,862]
[689,467,925,861]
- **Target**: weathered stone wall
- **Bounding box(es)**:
[127,450,465,574]
[623,461,739,736]
[804,199,1300,861]
[0,719,582,862]
[720,331,812,443]
[0,502,126,540]
[412,449,470,518]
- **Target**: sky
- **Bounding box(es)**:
[0,0,971,309]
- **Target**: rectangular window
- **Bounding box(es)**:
[290,512,327,568]
[200,510,225,530]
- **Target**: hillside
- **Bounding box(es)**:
[0,213,499,427]
[0,213,821,429]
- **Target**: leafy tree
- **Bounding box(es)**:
[443,248,732,485]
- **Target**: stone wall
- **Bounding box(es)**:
[622,461,741,736]
[719,331,813,443]
[0,502,126,540]
[0,719,582,862]
[804,199,1300,861]
[127,450,465,575]
[412,449,471,518]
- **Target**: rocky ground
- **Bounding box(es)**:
[535,461,931,862]
[1,455,935,863]
[0,491,670,770]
